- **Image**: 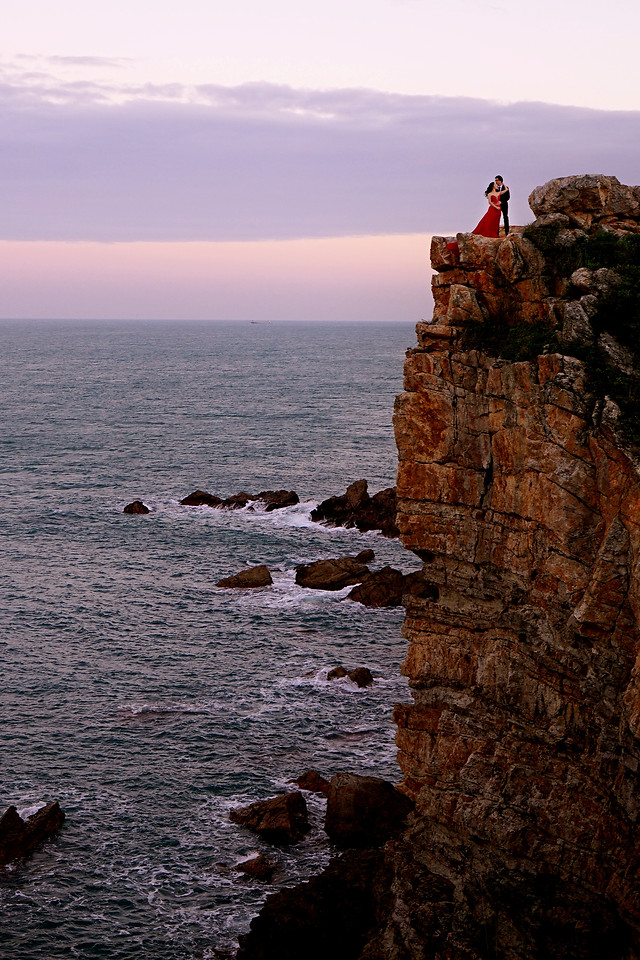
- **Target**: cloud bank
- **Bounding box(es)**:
[1,70,639,242]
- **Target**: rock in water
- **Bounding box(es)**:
[237,854,277,882]
[180,490,223,507]
[123,500,150,514]
[294,557,369,591]
[324,774,413,849]
[216,565,273,589]
[310,480,399,538]
[229,793,310,844]
[290,770,331,796]
[253,490,299,511]
[0,802,65,864]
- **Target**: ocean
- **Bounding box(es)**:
[0,319,415,960]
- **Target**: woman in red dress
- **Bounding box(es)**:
[446,182,501,253]
[472,182,502,237]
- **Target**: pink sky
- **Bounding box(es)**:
[0,235,433,322]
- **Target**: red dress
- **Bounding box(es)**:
[446,196,501,253]
[472,197,501,237]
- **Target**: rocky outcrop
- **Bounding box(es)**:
[236,849,386,960]
[324,774,414,849]
[327,666,374,687]
[295,557,370,591]
[0,802,65,864]
[216,565,273,589]
[181,489,299,511]
[311,480,399,538]
[236,176,640,959]
[229,793,310,845]
[123,500,150,514]
[383,175,640,956]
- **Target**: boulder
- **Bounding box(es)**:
[346,667,374,688]
[355,549,375,563]
[327,666,374,687]
[123,500,150,514]
[324,773,414,849]
[253,490,299,512]
[180,489,223,507]
[310,481,398,538]
[220,491,254,509]
[0,802,65,864]
[230,792,310,844]
[217,565,273,589]
[528,174,640,231]
[346,566,406,607]
[290,770,331,796]
[347,568,440,608]
[237,853,277,882]
[327,665,349,680]
[295,558,369,591]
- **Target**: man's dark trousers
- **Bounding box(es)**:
[500,192,510,235]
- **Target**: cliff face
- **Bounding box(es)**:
[385,175,640,958]
[236,176,640,960]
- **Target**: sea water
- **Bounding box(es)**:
[0,319,415,960]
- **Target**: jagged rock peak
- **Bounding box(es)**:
[528,173,640,232]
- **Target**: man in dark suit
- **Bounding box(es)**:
[494,175,510,235]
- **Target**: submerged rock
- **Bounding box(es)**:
[216,565,273,589]
[0,802,65,864]
[324,774,413,849]
[123,500,150,514]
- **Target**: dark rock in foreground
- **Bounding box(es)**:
[295,557,369,591]
[123,500,150,514]
[0,802,65,864]
[236,848,385,960]
[229,792,310,844]
[311,480,398,538]
[327,666,374,688]
[237,853,277,882]
[324,773,414,849]
[290,770,331,796]
[216,565,273,589]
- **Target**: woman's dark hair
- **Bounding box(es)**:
[485,181,494,196]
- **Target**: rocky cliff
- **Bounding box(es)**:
[237,176,640,960]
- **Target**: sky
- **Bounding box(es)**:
[2,0,640,320]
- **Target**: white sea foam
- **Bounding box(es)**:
[16,801,48,820]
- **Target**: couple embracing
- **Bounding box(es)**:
[474,175,510,238]
[447,176,510,254]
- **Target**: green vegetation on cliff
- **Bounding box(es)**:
[464,226,640,445]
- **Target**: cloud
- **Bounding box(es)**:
[1,73,638,242]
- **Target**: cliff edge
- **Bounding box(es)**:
[237,176,640,960]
